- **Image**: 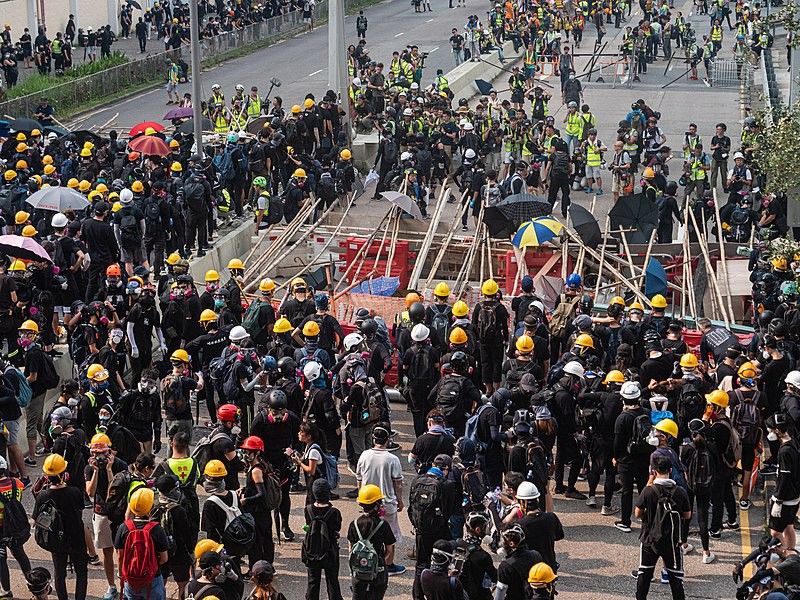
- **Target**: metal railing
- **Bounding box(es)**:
[0,1,331,119]
[709,57,754,88]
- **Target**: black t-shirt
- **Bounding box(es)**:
[346,515,396,567]
[128,303,161,351]
[497,548,543,600]
[33,485,87,552]
[81,217,118,266]
[518,511,564,570]
[0,274,17,312]
[635,482,691,544]
[450,33,464,49]
[411,432,456,470]
[420,569,465,600]
[710,134,731,162]
[185,580,225,600]
[85,457,128,514]
[114,517,171,553]
[24,345,49,397]
[299,313,343,354]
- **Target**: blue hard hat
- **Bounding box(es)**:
[565,273,582,289]
[262,355,277,371]
[521,275,534,292]
[314,293,329,309]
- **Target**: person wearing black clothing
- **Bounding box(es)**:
[709,123,731,190]
[427,364,481,438]
[239,437,275,566]
[303,478,344,600]
[697,317,739,366]
[280,280,316,327]
[472,284,510,394]
[81,202,118,304]
[185,550,226,600]
[760,338,791,421]
[766,414,800,552]
[516,482,564,571]
[455,513,497,600]
[495,525,543,600]
[409,411,456,473]
[420,540,467,600]
[551,362,586,499]
[634,455,692,600]
[704,391,739,536]
[127,290,165,389]
[154,475,193,599]
[347,487,397,600]
[185,315,230,426]
[613,382,653,532]
[638,341,675,388]
[297,295,342,356]
[402,333,441,437]
[474,394,507,489]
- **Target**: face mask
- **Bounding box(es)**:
[17,337,33,349]
[763,350,771,359]
[203,479,225,493]
[377,505,387,517]
[183,288,193,297]
[110,332,124,345]
[99,316,110,326]
[647,433,660,446]
[767,431,779,442]
[214,567,227,584]
[496,546,508,559]
[140,296,155,307]
[770,553,781,565]
[67,396,79,407]
[99,416,110,426]
[230,425,241,436]
[214,299,225,309]
[107,278,121,287]
[49,424,64,437]
[206,284,218,293]
[93,381,110,392]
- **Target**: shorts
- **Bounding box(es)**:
[88,46,97,55]
[741,442,756,472]
[383,505,402,542]
[5,419,20,446]
[770,502,799,532]
[165,419,193,442]
[166,82,177,93]
[121,243,146,265]
[165,560,191,583]
[503,151,518,164]
[586,165,603,180]
[25,393,46,440]
[611,176,622,194]
[93,512,115,549]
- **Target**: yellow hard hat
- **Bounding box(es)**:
[21,225,38,238]
[772,257,788,271]
[272,318,291,334]
[516,334,535,353]
[144,127,156,136]
[199,309,218,323]
[293,168,307,178]
[303,321,321,337]
[603,369,626,384]
[43,454,68,476]
[14,211,30,225]
[79,148,92,158]
[67,177,79,189]
[43,164,56,175]
[15,160,28,171]
[171,349,190,363]
[304,98,315,109]
[738,362,757,379]
[609,296,626,307]
[291,104,302,114]
[654,418,679,438]
[706,389,729,408]
[227,258,245,270]
[108,192,120,202]
[111,201,122,213]
[574,333,594,349]
[30,128,41,137]
[434,282,451,298]
[166,252,181,266]
[528,562,557,584]
[643,166,655,179]
[95,183,108,194]
[15,133,26,142]
[16,143,28,153]
[651,294,667,309]
[449,327,468,345]
[452,300,469,317]
[204,459,228,478]
[405,292,422,308]
[291,277,307,290]
[205,269,220,282]
[83,141,95,151]
[8,260,26,272]
[19,319,39,334]
[42,155,53,165]
[259,278,276,293]
[340,148,352,160]
[87,363,109,381]
[171,161,183,172]
[79,180,91,192]
[90,432,112,447]
[628,301,644,312]
[3,170,17,181]
[194,539,224,561]
[357,483,384,505]
[132,180,144,193]
[481,278,499,296]
[679,353,699,368]
[129,487,155,517]
[87,190,102,202]
[169,139,180,149]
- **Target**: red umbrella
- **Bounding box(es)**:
[128,135,171,156]
[129,121,165,137]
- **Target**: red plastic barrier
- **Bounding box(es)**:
[498,249,574,294]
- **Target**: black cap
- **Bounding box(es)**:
[198,551,222,569]
[250,560,276,582]
[519,373,538,393]
[155,473,179,497]
[94,201,110,214]
[312,478,331,502]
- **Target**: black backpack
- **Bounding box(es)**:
[301,506,334,564]
[461,465,488,509]
[627,413,653,456]
[436,375,465,419]
[0,488,30,544]
[34,498,65,552]
[37,352,60,390]
[383,138,398,164]
[119,210,141,250]
[407,344,435,388]
[678,381,706,425]
[268,195,284,225]
[643,485,681,547]
[731,390,762,446]
[685,445,714,492]
[143,196,163,231]
[409,473,446,531]
[476,302,500,343]
[182,176,205,211]
[551,151,570,176]
[525,439,550,491]
[430,306,451,353]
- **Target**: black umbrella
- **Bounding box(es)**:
[568,203,602,248]
[496,193,552,226]
[483,206,515,239]
[246,116,270,134]
[176,117,213,135]
[66,130,106,147]
[475,79,494,95]
[9,117,42,133]
[126,0,143,8]
[42,124,69,137]
[609,192,659,244]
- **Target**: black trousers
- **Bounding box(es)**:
[306,553,344,600]
[0,540,31,591]
[554,437,580,491]
[683,488,711,550]
[246,509,274,567]
[547,174,571,217]
[636,541,685,600]
[619,459,649,527]
[53,550,88,600]
[185,209,207,251]
[710,468,737,532]
[587,437,616,506]
[352,570,388,600]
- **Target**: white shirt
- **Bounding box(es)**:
[356,447,403,507]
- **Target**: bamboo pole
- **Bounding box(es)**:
[384,211,402,278]
[712,188,737,325]
[619,231,638,282]
[682,197,697,319]
[689,208,730,327]
[637,229,658,289]
[455,204,487,298]
[421,198,473,294]
[332,209,393,295]
[593,215,611,297]
[408,186,452,289]
[244,200,317,280]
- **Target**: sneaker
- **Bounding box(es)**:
[387,563,406,576]
[35,446,49,457]
[630,570,640,579]
[597,189,604,195]
[290,483,306,493]
[761,464,778,476]
[88,554,101,566]
[702,552,717,564]
[709,530,722,539]
[102,588,119,600]
[724,521,740,531]
[553,486,567,495]
[660,569,669,584]
[23,457,37,467]
[682,543,694,555]
[20,477,30,490]
[614,521,632,533]
[282,527,295,541]
[586,495,597,508]
[565,489,587,500]
[461,225,468,231]
[601,505,620,516]
[739,499,752,510]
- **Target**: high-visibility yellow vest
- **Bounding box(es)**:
[711,25,722,41]
[690,157,707,181]
[586,140,602,167]
[247,97,261,117]
[566,113,582,136]
[214,115,229,134]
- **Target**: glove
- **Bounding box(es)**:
[160,344,167,354]
[153,439,162,454]
[771,499,782,518]
[131,348,140,359]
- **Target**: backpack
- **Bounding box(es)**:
[190,429,234,476]
[34,498,65,552]
[465,404,491,454]
[407,344,435,389]
[213,147,236,186]
[349,520,384,581]
[143,196,163,231]
[182,176,205,211]
[4,365,32,408]
[548,295,580,339]
[0,488,30,544]
[627,413,653,456]
[242,300,273,341]
[436,375,466,420]
[301,506,334,564]
[476,302,500,344]
[119,210,141,250]
[260,465,283,512]
[310,443,340,490]
[409,473,445,531]
[209,352,238,392]
[383,138,398,164]
[109,422,143,465]
[685,445,714,492]
[37,352,60,390]
[677,381,706,426]
[351,379,384,427]
[120,520,161,592]
[644,485,681,547]
[504,358,535,390]
[430,306,451,352]
[268,195,284,225]
[731,390,762,446]
[718,419,742,470]
[551,151,570,176]
[461,464,488,509]
[206,493,256,556]
[160,374,188,416]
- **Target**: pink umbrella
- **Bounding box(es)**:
[0,235,52,263]
[128,135,171,157]
[164,107,194,120]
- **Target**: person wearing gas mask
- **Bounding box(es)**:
[127,281,167,387]
[43,378,81,454]
[767,413,800,554]
[200,459,241,546]
[251,389,301,542]
[401,324,440,437]
[186,310,231,428]
[419,539,467,599]
[620,301,646,367]
[222,258,246,324]
[97,326,127,398]
[200,270,222,311]
[238,436,276,566]
[494,524,543,600]
[220,326,264,442]
[703,390,740,538]
[280,277,316,327]
[50,403,89,491]
[212,288,237,328]
[242,278,277,352]
[154,474,194,600]
[85,432,127,600]
[185,547,229,600]
[116,369,162,455]
[550,361,586,499]
[453,512,496,600]
[208,403,245,492]
[302,360,342,459]
[79,364,115,443]
[161,349,202,446]
[0,453,31,596]
[527,562,559,600]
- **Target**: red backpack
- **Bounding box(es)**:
[120,520,160,594]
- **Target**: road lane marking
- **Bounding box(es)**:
[308,69,324,77]
[429,46,439,52]
[394,32,405,37]
[739,501,753,579]
[426,18,434,22]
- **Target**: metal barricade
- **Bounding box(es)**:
[709,57,753,88]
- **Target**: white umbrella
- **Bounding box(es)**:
[26,187,90,212]
[380,190,423,221]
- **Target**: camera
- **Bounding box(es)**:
[95,455,108,469]
[450,545,468,575]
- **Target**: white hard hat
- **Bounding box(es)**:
[352,77,362,86]
[344,332,364,351]
[120,188,134,204]
[463,122,474,131]
[464,148,476,159]
[51,213,69,228]
[400,151,412,161]
[411,323,430,342]
[785,370,800,388]
[235,84,244,91]
[48,132,58,140]
[410,82,419,89]
[516,481,541,501]
[303,360,322,382]
[212,83,221,90]
[229,325,249,342]
[620,381,642,400]
[459,118,468,127]
[733,151,745,160]
[563,361,585,378]
[403,107,413,117]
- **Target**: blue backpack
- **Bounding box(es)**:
[213,147,236,186]
[465,404,491,454]
[311,443,340,490]
[4,365,32,408]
